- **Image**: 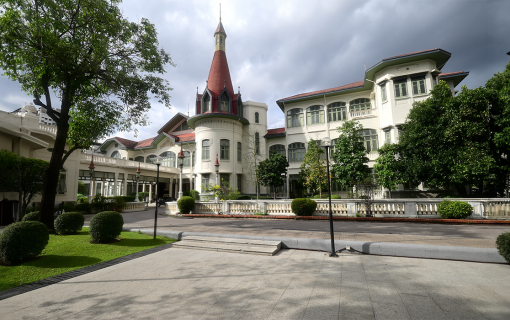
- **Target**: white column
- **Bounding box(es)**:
[113,174,118,196]
[149,183,153,202]
[286,176,290,199]
[178,170,183,199]
[123,179,128,196]
[89,178,95,202]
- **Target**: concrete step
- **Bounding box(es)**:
[173,236,282,256]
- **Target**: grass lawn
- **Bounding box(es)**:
[0,227,175,292]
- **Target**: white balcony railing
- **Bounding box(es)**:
[349,108,377,119]
[80,154,179,174]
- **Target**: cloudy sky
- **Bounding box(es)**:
[1,0,509,142]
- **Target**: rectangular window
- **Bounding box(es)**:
[183,151,191,167]
[412,77,427,95]
[237,174,242,193]
[306,106,324,125]
[220,139,230,160]
[237,142,242,162]
[381,83,387,102]
[220,174,230,187]
[385,131,391,144]
[202,140,210,160]
[394,80,408,98]
[201,174,210,188]
[220,100,229,112]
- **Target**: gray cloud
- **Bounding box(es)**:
[1,0,508,141]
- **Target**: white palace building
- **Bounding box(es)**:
[0,19,468,206]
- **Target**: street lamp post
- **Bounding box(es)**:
[281,172,287,199]
[178,143,184,199]
[321,136,338,257]
[214,154,220,203]
[88,155,95,202]
[153,156,162,240]
[135,162,141,202]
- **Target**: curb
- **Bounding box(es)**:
[125,227,508,264]
[175,214,510,224]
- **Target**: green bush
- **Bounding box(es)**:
[0,221,49,265]
[291,198,317,216]
[63,202,75,213]
[496,232,510,263]
[189,190,200,201]
[120,195,136,202]
[54,212,85,235]
[77,196,89,204]
[111,196,127,212]
[311,194,341,199]
[89,211,124,243]
[437,200,473,219]
[177,196,195,214]
[182,191,190,197]
[22,211,39,221]
[138,192,149,201]
[74,202,91,214]
[235,195,251,200]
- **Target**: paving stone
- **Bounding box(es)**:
[400,293,449,320]
[267,301,307,320]
[372,301,411,320]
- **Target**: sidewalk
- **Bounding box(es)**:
[2,247,510,319]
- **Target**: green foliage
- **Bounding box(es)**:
[331,121,371,189]
[299,140,328,197]
[0,221,49,265]
[77,181,88,195]
[22,211,39,221]
[189,190,200,201]
[77,196,89,204]
[437,200,473,219]
[373,143,403,198]
[54,212,85,235]
[311,194,341,199]
[496,232,510,263]
[63,202,75,213]
[235,195,252,200]
[257,151,289,199]
[89,211,124,243]
[291,198,317,216]
[0,150,18,192]
[177,196,195,214]
[205,183,240,201]
[74,202,91,214]
[182,191,190,197]
[138,192,150,201]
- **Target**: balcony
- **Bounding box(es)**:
[80,154,179,174]
[349,108,377,120]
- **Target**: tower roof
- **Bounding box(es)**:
[207,50,234,96]
[214,21,226,37]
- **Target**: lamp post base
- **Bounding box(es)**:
[178,191,183,199]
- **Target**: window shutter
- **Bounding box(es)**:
[319,110,324,123]
[306,112,311,125]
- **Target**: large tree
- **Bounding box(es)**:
[331,120,371,190]
[299,139,328,197]
[373,143,402,199]
[397,81,495,196]
[257,151,289,199]
[0,0,173,229]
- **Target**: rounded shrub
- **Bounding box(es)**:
[291,198,317,216]
[89,211,124,243]
[496,232,510,263]
[177,196,195,214]
[189,190,200,201]
[54,212,85,235]
[235,195,251,200]
[22,211,39,221]
[437,200,473,219]
[0,221,49,265]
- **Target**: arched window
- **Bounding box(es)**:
[202,139,210,160]
[183,151,191,167]
[255,112,259,123]
[146,155,157,164]
[349,98,371,112]
[306,105,324,125]
[111,151,121,159]
[269,144,285,156]
[134,156,144,163]
[159,151,176,167]
[287,108,303,128]
[255,132,260,155]
[203,92,211,113]
[57,168,67,194]
[361,129,378,152]
[288,143,305,162]
[220,139,230,160]
[220,92,229,112]
[327,102,347,122]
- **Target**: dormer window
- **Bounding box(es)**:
[203,93,210,113]
[220,92,229,112]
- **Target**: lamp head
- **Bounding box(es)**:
[321,136,332,147]
[214,154,220,173]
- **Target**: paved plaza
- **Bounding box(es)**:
[2,246,510,319]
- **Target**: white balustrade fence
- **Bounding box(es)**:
[124,202,146,212]
[163,198,510,219]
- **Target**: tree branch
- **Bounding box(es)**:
[60,145,83,167]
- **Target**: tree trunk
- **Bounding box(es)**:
[39,98,71,231]
[454,183,468,197]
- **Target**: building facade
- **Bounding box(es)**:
[0,20,469,206]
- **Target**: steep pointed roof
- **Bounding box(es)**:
[215,21,226,36]
[207,50,234,96]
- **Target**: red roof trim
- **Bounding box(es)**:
[438,71,465,77]
[266,128,285,135]
[278,81,364,102]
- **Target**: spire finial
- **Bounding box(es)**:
[220,3,221,22]
[224,80,226,88]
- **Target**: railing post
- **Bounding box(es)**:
[405,202,417,218]
[347,202,357,217]
[224,201,229,214]
[468,201,484,219]
[263,202,267,215]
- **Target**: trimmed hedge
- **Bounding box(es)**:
[89,211,124,243]
[189,190,200,201]
[22,211,39,221]
[496,232,510,263]
[235,195,251,200]
[54,212,85,235]
[437,200,473,219]
[0,221,49,265]
[177,196,195,214]
[291,198,317,216]
[311,194,341,199]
